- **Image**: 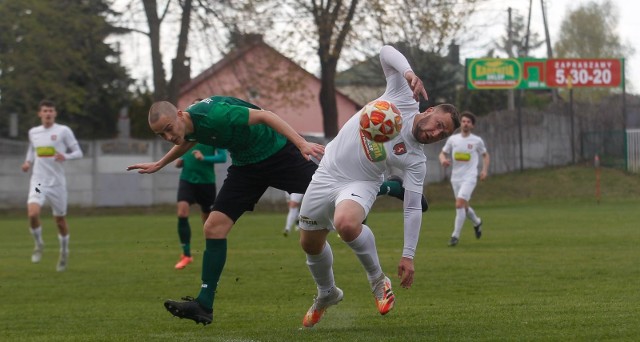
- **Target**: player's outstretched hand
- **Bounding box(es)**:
[397,257,415,289]
[299,141,325,162]
[127,162,162,174]
[405,72,428,102]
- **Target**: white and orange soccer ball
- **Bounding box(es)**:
[359,100,402,143]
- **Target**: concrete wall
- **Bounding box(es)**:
[1,139,220,209]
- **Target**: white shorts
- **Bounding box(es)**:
[451,180,477,202]
[285,192,304,203]
[27,182,68,216]
[299,172,380,231]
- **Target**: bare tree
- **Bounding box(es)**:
[109,0,477,138]
[308,0,359,138]
[140,0,191,103]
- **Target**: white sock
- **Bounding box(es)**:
[306,242,335,298]
[285,207,300,231]
[30,226,44,246]
[452,208,466,238]
[345,225,382,285]
[466,207,481,226]
[58,234,69,252]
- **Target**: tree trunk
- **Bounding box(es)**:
[167,0,192,105]
[142,0,167,101]
[319,62,339,138]
[312,0,359,139]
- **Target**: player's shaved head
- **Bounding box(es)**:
[148,101,178,124]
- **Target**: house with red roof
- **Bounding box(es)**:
[178,35,361,137]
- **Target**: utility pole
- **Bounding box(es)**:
[540,0,558,102]
[524,0,533,56]
[507,7,515,110]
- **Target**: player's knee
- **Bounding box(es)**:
[177,202,190,217]
[203,212,233,238]
[334,213,360,231]
[27,204,40,218]
[333,220,361,242]
[299,233,325,254]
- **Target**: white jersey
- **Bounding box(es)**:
[442,133,486,182]
[25,123,83,187]
[318,46,426,193]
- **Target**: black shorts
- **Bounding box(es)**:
[177,179,217,213]
[213,141,318,222]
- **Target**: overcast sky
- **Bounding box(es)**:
[465,0,640,93]
[110,0,640,94]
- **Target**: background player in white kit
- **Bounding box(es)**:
[283,192,304,236]
[439,111,490,247]
[21,100,83,271]
[298,45,460,327]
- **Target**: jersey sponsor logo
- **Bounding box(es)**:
[299,216,318,226]
[454,151,471,161]
[393,142,407,155]
[201,284,208,288]
[35,146,56,157]
[359,130,386,162]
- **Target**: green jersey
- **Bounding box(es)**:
[185,96,287,166]
[180,144,227,184]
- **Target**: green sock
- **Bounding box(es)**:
[377,183,390,196]
[381,180,403,197]
[177,217,191,256]
[196,239,227,310]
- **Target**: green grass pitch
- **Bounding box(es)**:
[1,166,640,341]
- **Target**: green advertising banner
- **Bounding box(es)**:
[466,58,547,90]
[466,58,623,90]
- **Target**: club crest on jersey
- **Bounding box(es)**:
[51,134,58,141]
[359,130,386,162]
[393,142,407,155]
[467,144,473,150]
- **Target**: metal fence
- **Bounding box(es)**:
[627,129,640,172]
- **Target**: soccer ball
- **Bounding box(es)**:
[359,100,402,143]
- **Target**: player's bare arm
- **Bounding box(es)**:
[127,141,196,174]
[247,109,325,160]
[480,152,490,180]
[439,151,451,167]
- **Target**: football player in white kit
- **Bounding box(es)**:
[283,192,304,236]
[21,100,83,272]
[439,111,490,247]
[298,45,460,327]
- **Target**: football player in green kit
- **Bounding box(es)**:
[173,143,227,269]
[127,96,324,325]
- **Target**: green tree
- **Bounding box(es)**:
[128,87,156,139]
[0,0,132,139]
[554,0,633,100]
